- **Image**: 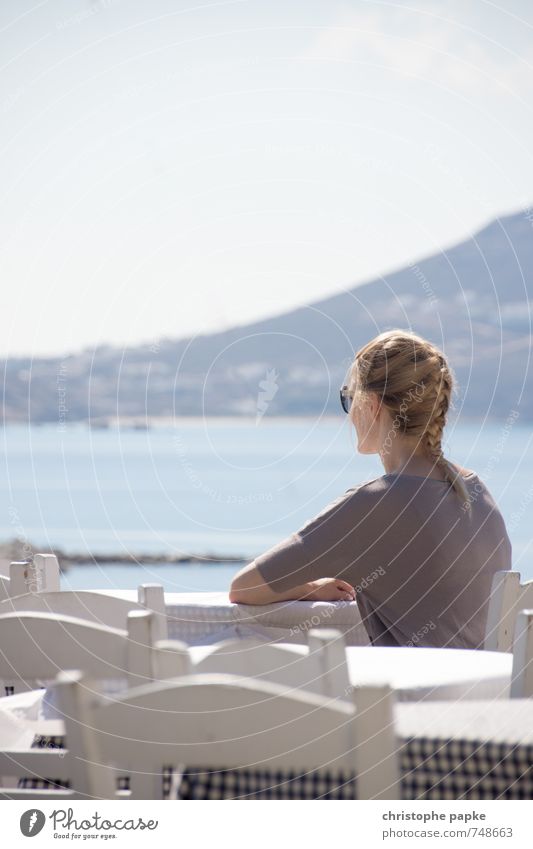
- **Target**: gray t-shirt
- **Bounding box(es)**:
[255,471,512,649]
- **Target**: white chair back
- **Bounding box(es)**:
[0,583,167,640]
[51,668,399,800]
[0,751,76,800]
[190,628,350,699]
[0,554,60,602]
[0,609,161,696]
[510,609,533,697]
[485,570,533,652]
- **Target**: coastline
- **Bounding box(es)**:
[3,411,504,428]
[0,538,248,571]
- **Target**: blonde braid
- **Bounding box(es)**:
[350,330,472,513]
[423,354,471,511]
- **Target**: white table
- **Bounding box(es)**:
[0,644,512,737]
[89,591,513,699]
[96,589,371,646]
[342,645,512,700]
[190,643,513,702]
[0,589,512,736]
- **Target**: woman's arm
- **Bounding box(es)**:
[229,561,355,605]
[230,488,372,605]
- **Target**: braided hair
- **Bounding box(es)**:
[349,329,470,511]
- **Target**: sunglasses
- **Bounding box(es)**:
[340,385,354,414]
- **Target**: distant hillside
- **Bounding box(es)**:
[3,209,533,423]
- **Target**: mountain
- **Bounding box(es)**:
[3,209,533,423]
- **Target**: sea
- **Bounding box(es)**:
[1,417,532,592]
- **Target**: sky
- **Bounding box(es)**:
[1,0,533,358]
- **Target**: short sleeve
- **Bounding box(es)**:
[254,485,375,594]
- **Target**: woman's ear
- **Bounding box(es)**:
[367,392,381,423]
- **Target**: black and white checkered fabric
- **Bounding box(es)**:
[170,735,533,799]
[400,736,533,800]
[16,734,69,791]
[16,733,533,799]
[169,767,356,799]
[16,735,130,793]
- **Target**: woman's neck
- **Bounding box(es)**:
[379,443,446,480]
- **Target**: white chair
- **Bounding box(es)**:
[484,570,533,652]
[0,750,76,800]
[7,680,533,801]
[188,629,351,699]
[0,555,60,602]
[510,609,533,698]
[0,609,164,697]
[0,583,167,641]
[0,668,399,800]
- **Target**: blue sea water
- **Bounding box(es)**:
[1,418,532,591]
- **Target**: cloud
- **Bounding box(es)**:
[296,2,533,100]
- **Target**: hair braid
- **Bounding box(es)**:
[423,355,451,465]
[423,354,471,511]
[350,330,472,513]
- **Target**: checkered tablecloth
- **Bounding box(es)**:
[169,736,533,799]
[14,700,533,800]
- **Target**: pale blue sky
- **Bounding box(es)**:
[1,0,533,356]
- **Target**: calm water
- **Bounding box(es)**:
[1,418,532,591]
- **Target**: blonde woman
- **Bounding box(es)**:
[229,329,511,649]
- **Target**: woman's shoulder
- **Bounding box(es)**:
[344,474,393,496]
[315,478,384,515]
[447,461,477,480]
[301,476,386,531]
[337,466,481,512]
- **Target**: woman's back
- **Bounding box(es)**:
[351,471,510,648]
[234,329,512,644]
[255,470,511,649]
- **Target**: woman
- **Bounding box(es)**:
[229,329,511,649]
